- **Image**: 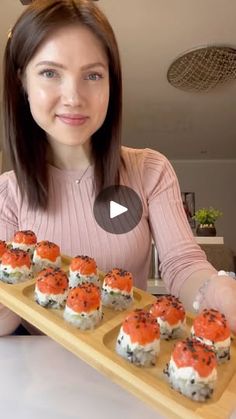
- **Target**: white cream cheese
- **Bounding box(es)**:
[191,326,231,349]
[1,264,31,275]
[33,254,61,267]
[12,242,35,253]
[35,285,68,305]
[158,317,185,332]
[64,304,102,317]
[169,358,217,382]
[69,270,99,286]
[117,327,160,353]
[102,283,133,297]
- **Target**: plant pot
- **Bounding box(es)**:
[196,224,216,237]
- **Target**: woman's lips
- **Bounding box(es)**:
[56,114,89,126]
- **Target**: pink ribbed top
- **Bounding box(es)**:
[0,147,215,333]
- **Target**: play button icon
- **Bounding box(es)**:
[93,185,143,234]
[110,201,128,219]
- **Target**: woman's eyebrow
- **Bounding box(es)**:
[35,60,107,70]
[36,60,65,69]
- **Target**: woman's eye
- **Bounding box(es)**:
[85,73,103,81]
[39,69,58,79]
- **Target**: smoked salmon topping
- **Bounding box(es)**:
[36,267,68,295]
[122,309,160,345]
[70,255,97,275]
[13,230,37,245]
[150,295,185,326]
[172,338,217,378]
[193,308,230,342]
[104,268,133,292]
[66,283,100,313]
[0,240,7,258]
[1,248,31,269]
[35,241,60,262]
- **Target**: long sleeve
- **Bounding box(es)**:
[142,148,217,295]
[0,149,217,306]
[0,172,19,240]
[0,172,21,334]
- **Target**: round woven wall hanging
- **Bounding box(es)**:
[167,46,236,92]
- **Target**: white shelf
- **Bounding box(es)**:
[195,236,224,245]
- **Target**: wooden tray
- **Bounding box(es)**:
[0,255,235,419]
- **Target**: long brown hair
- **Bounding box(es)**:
[3,0,123,209]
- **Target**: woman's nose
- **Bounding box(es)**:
[61,79,85,106]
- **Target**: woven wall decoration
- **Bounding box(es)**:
[167,46,236,92]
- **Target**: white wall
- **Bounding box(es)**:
[171,159,236,253]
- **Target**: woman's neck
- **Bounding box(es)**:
[47,139,92,171]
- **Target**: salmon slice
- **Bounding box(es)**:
[172,338,217,378]
[36,267,68,295]
[122,309,160,345]
[150,295,185,325]
[66,283,100,313]
[35,241,60,262]
[193,308,230,342]
[0,240,7,258]
[104,268,133,292]
[13,230,37,245]
[1,248,31,269]
[70,255,97,275]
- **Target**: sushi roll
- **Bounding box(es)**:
[63,283,102,330]
[68,255,99,288]
[33,240,61,273]
[164,338,217,402]
[0,240,8,262]
[0,248,32,284]
[116,309,160,367]
[101,268,134,310]
[149,295,186,339]
[191,308,231,363]
[11,230,37,256]
[35,267,69,308]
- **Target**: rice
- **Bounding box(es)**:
[12,242,35,256]
[158,317,186,340]
[164,358,217,402]
[68,270,100,288]
[191,327,231,363]
[63,305,103,330]
[32,255,61,273]
[34,285,68,308]
[0,265,32,284]
[116,326,160,367]
[101,288,133,311]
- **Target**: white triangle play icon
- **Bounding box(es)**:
[110,200,128,219]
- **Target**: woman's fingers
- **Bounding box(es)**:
[206,276,236,334]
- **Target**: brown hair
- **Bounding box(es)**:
[3,0,123,209]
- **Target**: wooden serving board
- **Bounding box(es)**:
[0,255,235,419]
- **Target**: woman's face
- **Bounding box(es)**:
[23,25,109,147]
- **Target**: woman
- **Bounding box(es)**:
[0,0,235,334]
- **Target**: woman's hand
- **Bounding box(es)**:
[205,275,236,334]
[0,303,21,336]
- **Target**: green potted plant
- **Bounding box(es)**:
[192,207,223,236]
